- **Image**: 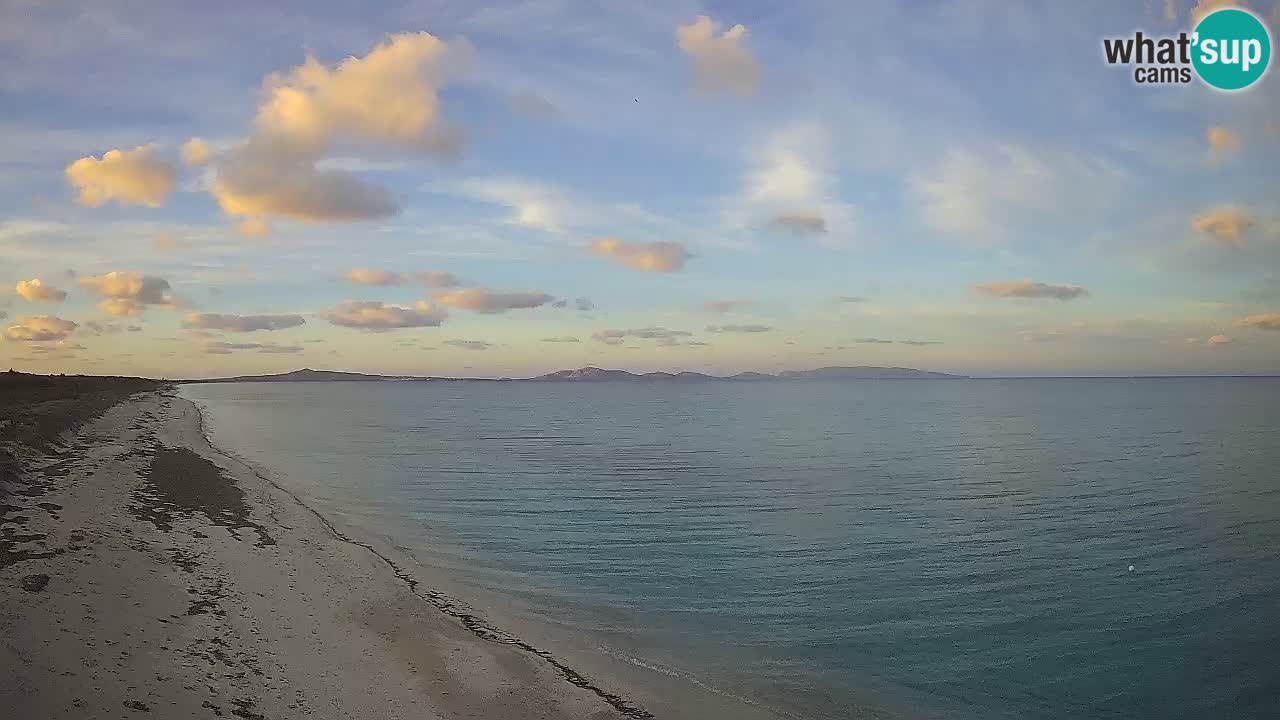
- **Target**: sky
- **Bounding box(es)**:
[1,0,1278,378]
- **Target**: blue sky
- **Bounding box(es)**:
[1,0,1278,377]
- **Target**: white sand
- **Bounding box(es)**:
[0,390,634,719]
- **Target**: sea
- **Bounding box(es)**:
[180,377,1280,720]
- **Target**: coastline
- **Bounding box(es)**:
[0,387,644,718]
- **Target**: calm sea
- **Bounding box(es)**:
[181,378,1280,720]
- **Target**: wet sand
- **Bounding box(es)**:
[0,383,642,719]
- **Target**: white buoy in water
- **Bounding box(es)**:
[1127,565,1135,572]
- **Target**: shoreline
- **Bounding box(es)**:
[0,387,648,718]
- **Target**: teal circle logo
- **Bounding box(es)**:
[1192,8,1272,91]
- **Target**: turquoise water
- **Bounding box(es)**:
[181,378,1280,719]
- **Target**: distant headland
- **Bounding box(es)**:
[182,366,968,383]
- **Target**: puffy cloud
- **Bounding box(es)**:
[433,288,554,313]
[589,237,690,272]
[181,137,214,167]
[182,313,306,332]
[65,145,176,208]
[15,278,67,303]
[324,300,446,330]
[1209,334,1233,346]
[976,280,1089,301]
[705,300,751,313]
[592,327,692,346]
[207,32,467,224]
[4,315,77,342]
[770,210,827,234]
[706,324,772,333]
[443,339,494,351]
[1207,126,1241,161]
[676,16,759,96]
[204,341,303,355]
[1191,205,1253,248]
[79,271,176,316]
[1237,312,1280,329]
[346,268,461,287]
[541,336,581,343]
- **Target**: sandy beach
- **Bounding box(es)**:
[0,382,644,719]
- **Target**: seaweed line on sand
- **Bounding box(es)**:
[184,395,656,720]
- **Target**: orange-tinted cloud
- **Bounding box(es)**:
[182,313,306,332]
[65,145,176,208]
[676,16,759,96]
[433,288,553,313]
[1237,312,1280,329]
[1191,205,1253,247]
[324,300,446,330]
[15,278,67,303]
[79,271,176,316]
[589,237,690,272]
[976,280,1089,301]
[4,315,77,342]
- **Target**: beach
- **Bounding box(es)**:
[0,382,640,719]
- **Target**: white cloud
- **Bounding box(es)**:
[589,237,690,272]
[15,278,67,303]
[182,313,306,332]
[65,144,176,208]
[730,125,854,239]
[976,280,1089,301]
[448,177,568,232]
[676,15,759,96]
[433,288,554,313]
[324,300,446,331]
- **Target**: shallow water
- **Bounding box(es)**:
[181,378,1280,719]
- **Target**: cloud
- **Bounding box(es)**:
[704,300,752,313]
[900,340,943,346]
[589,237,690,272]
[1191,205,1253,248]
[4,315,77,342]
[832,295,867,303]
[236,217,272,238]
[592,327,693,346]
[15,278,67,303]
[204,341,303,355]
[64,144,176,208]
[84,321,124,335]
[181,137,214,167]
[976,280,1089,301]
[574,297,595,312]
[731,125,853,238]
[324,300,446,330]
[79,271,176,316]
[676,15,759,96]
[443,339,494,351]
[912,144,1124,243]
[182,313,306,332]
[433,288,554,314]
[770,210,827,235]
[206,32,467,224]
[854,337,894,344]
[1207,126,1241,161]
[706,324,772,333]
[345,268,461,287]
[1237,312,1280,329]
[1191,0,1239,24]
[448,177,567,232]
[1209,334,1233,346]
[541,336,580,343]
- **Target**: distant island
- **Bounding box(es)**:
[183,366,968,383]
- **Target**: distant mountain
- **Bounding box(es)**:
[184,365,968,384]
[777,366,963,380]
[189,368,396,383]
